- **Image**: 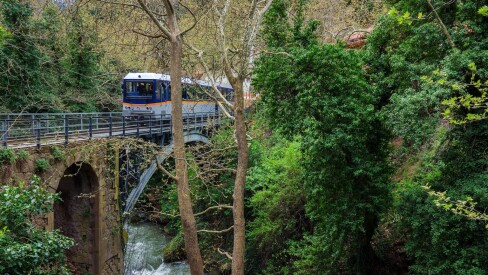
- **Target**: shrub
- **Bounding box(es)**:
[35,159,50,173]
[50,146,65,161]
[0,148,16,164]
[0,176,74,274]
[16,149,29,161]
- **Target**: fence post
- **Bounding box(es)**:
[31,114,35,135]
[80,114,83,131]
[136,116,140,137]
[89,117,93,139]
[2,120,7,148]
[149,115,152,136]
[206,113,209,136]
[160,114,163,135]
[46,114,49,134]
[64,116,69,146]
[36,118,41,149]
[122,116,126,136]
[109,115,113,137]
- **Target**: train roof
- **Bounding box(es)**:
[124,73,162,80]
[124,72,233,90]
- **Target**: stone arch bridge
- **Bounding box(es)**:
[0,112,220,274]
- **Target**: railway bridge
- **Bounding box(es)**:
[0,112,221,274]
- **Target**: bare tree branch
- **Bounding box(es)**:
[194,205,233,216]
[136,0,171,39]
[198,225,234,234]
[157,161,177,180]
[218,247,233,260]
[132,28,164,39]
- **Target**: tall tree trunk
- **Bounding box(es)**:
[231,78,249,275]
[167,9,204,275]
[133,0,204,273]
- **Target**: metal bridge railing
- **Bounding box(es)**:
[0,112,221,149]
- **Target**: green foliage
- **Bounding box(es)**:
[0,0,121,113]
[35,158,50,173]
[393,121,488,273]
[364,1,488,272]
[478,5,488,16]
[0,0,52,112]
[246,139,308,274]
[253,1,392,272]
[0,176,74,274]
[424,186,488,225]
[50,146,65,161]
[437,62,488,124]
[0,147,16,164]
[366,0,488,150]
[16,149,29,161]
[0,25,11,47]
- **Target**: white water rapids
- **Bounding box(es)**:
[124,222,190,275]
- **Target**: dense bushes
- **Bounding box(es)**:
[365,0,488,273]
[0,176,74,274]
[246,139,308,274]
[246,0,488,273]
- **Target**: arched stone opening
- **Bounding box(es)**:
[54,162,100,274]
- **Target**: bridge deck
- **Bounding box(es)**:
[0,112,221,149]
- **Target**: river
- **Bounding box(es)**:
[124,222,190,275]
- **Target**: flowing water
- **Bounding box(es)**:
[124,222,190,275]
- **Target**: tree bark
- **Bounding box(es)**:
[134,0,204,273]
[166,1,204,274]
[230,78,249,275]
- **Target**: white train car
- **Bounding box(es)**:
[122,73,233,117]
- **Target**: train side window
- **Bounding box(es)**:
[157,83,163,101]
[166,85,171,101]
[155,82,161,100]
[126,82,133,93]
[182,86,188,100]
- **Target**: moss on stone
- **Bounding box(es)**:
[162,232,186,263]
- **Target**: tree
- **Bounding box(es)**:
[134,0,204,273]
[0,0,47,112]
[187,1,272,273]
[253,0,391,272]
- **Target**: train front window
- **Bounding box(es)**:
[125,81,154,98]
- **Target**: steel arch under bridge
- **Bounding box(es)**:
[122,131,211,215]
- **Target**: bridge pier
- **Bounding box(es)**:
[54,162,100,274]
[43,150,124,275]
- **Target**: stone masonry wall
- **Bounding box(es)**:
[0,141,124,274]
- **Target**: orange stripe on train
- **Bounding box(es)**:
[123,100,215,107]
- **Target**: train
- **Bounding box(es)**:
[122,72,234,117]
